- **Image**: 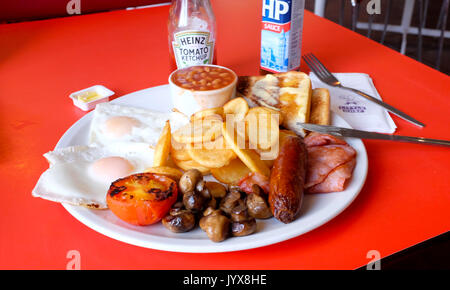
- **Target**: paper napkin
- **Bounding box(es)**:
[310,72,397,133]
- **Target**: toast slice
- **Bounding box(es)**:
[310,88,331,125]
[237,71,312,136]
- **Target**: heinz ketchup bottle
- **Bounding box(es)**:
[168,0,217,71]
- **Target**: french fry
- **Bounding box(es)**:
[191,107,224,122]
[252,129,296,162]
[245,107,279,151]
[210,158,251,185]
[280,129,297,136]
[253,129,294,161]
[172,115,222,144]
[173,158,211,175]
[171,138,191,161]
[165,154,178,169]
[223,97,249,122]
[263,159,275,168]
[144,166,183,181]
[153,121,171,167]
[187,137,236,168]
[255,146,278,166]
[256,106,283,125]
[222,122,271,177]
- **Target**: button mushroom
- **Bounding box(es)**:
[205,182,227,199]
[179,169,202,195]
[231,218,257,237]
[162,209,196,233]
[202,206,217,217]
[219,187,242,215]
[196,180,211,200]
[246,184,272,219]
[206,196,217,209]
[230,203,250,222]
[199,210,230,242]
[170,201,184,213]
[183,191,206,212]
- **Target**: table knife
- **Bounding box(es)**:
[297,123,450,147]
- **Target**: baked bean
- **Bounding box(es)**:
[172,66,235,91]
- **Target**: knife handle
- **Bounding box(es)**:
[389,135,450,147]
[344,129,450,147]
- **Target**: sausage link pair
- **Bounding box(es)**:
[269,135,307,223]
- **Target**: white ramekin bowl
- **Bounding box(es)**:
[168,64,237,117]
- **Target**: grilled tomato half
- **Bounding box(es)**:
[106,173,178,225]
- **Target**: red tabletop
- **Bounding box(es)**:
[1,1,449,270]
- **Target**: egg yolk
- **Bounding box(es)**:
[89,157,134,183]
[104,116,140,138]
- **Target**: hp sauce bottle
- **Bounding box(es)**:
[260,0,305,74]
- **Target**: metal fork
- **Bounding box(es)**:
[302,53,425,127]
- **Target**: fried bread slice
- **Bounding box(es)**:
[237,71,312,136]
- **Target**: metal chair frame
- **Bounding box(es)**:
[313,0,450,71]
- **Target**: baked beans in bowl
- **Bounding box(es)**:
[171,66,235,91]
[169,65,237,116]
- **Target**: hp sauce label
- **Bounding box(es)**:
[261,0,304,72]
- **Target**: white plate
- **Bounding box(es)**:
[58,85,368,253]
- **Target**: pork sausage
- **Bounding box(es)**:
[269,135,307,223]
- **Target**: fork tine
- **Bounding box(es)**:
[302,55,322,79]
[303,54,327,79]
[304,53,328,77]
[302,54,315,71]
[309,54,333,76]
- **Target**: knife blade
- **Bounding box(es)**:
[297,123,450,147]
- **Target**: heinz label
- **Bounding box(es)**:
[172,30,214,68]
[261,0,304,72]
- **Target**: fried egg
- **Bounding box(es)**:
[32,143,155,209]
[89,103,189,146]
